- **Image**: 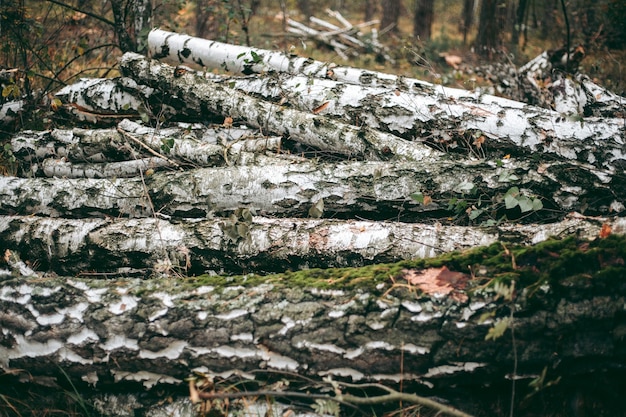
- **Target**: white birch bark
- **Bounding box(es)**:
[41,156,172,178]
[119,53,438,162]
[55,77,150,122]
[11,120,282,172]
[1,213,623,276]
[1,238,624,401]
[0,153,626,221]
[219,72,625,172]
[0,99,23,127]
[122,49,625,172]
[146,29,456,95]
[2,155,619,220]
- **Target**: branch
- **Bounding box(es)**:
[192,381,474,417]
[334,381,474,417]
[45,0,115,26]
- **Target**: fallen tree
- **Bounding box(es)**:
[1,28,626,417]
[2,234,626,416]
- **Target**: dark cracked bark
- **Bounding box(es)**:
[1,235,626,416]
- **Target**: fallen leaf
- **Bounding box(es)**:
[312,101,330,114]
[599,223,612,239]
[472,135,485,148]
[402,266,469,302]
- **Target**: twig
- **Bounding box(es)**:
[117,127,182,169]
[45,0,115,26]
[193,380,474,417]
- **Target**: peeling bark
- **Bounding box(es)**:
[114,53,436,162]
[116,51,624,173]
[11,119,282,176]
[3,214,622,276]
[1,235,625,414]
[2,154,623,221]
[217,71,625,172]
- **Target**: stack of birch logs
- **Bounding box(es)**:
[0,29,625,417]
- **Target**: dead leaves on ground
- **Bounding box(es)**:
[400,266,469,302]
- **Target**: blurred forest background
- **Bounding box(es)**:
[0,0,624,136]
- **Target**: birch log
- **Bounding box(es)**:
[114,53,437,162]
[11,119,282,175]
[3,214,622,276]
[146,29,625,117]
[2,155,623,221]
[219,72,626,171]
[119,51,625,174]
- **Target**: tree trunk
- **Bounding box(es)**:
[461,0,474,44]
[475,0,500,56]
[511,0,528,46]
[380,0,402,34]
[110,0,153,53]
[364,0,377,22]
[413,0,435,41]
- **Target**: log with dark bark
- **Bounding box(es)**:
[1,235,626,416]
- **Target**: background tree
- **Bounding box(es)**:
[475,0,501,57]
[511,0,528,48]
[297,0,311,19]
[109,0,152,53]
[461,0,475,44]
[380,0,402,34]
[364,0,377,22]
[413,0,435,41]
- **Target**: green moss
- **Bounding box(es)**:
[176,235,626,298]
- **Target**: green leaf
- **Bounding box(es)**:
[505,186,520,197]
[160,138,175,154]
[504,194,518,209]
[532,198,543,211]
[469,209,483,220]
[236,52,246,59]
[2,84,18,98]
[498,171,519,182]
[410,192,424,204]
[240,208,253,223]
[485,317,511,341]
[236,222,249,238]
[250,50,262,63]
[312,399,340,417]
[518,196,534,213]
[308,198,324,218]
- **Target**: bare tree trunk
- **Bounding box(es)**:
[475,0,500,56]
[109,0,152,53]
[511,0,528,46]
[364,0,377,22]
[461,0,475,44]
[413,0,435,41]
[380,0,402,34]
[297,0,311,19]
